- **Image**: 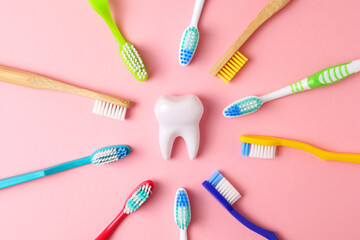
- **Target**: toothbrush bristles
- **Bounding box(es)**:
[217,51,248,83]
[209,171,241,205]
[92,100,127,120]
[124,183,152,214]
[241,142,276,159]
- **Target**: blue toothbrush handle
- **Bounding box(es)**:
[203,181,279,240]
[229,209,279,240]
[0,157,91,189]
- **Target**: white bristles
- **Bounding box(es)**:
[249,144,276,159]
[92,100,127,120]
[121,43,147,80]
[214,178,241,205]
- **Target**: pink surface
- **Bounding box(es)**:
[0,0,360,239]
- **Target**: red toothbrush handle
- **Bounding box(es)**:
[95,210,127,240]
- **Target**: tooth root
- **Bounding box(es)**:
[182,126,200,160]
[159,128,177,160]
[154,95,204,160]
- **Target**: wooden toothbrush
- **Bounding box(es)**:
[0,66,131,120]
[209,0,291,83]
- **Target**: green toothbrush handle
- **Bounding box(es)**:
[307,59,360,89]
[0,157,91,189]
[88,0,125,45]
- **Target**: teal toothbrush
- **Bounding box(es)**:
[88,0,147,81]
[0,145,130,189]
[224,59,360,117]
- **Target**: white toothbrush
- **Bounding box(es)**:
[179,0,205,66]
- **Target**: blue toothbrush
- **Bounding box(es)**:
[0,145,130,189]
[202,171,279,240]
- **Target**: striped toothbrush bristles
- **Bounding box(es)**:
[208,171,241,205]
[241,142,276,159]
[124,183,153,214]
[92,100,127,121]
[91,146,130,165]
[217,51,248,83]
[174,188,191,230]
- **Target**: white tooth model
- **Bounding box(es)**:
[154,95,204,160]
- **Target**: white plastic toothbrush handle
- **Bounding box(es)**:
[260,59,360,103]
[180,229,188,240]
[260,79,308,103]
[190,0,205,27]
[348,59,360,73]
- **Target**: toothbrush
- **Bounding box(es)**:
[88,0,147,81]
[95,180,154,240]
[241,135,360,164]
[174,188,191,240]
[203,171,279,240]
[209,0,291,83]
[0,145,130,189]
[224,59,360,117]
[0,66,131,120]
[179,0,205,66]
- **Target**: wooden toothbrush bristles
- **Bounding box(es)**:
[209,0,291,76]
[0,66,131,108]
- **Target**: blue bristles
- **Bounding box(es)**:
[208,171,223,186]
[241,142,250,156]
[117,147,129,158]
[176,189,189,207]
[223,103,242,117]
[180,49,194,65]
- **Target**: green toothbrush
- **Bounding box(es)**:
[224,59,360,117]
[88,0,148,81]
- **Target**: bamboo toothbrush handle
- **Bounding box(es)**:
[210,0,291,76]
[0,66,131,108]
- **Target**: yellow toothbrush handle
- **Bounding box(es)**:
[279,138,360,163]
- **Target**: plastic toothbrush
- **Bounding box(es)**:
[179,0,205,66]
[224,59,360,117]
[0,146,130,189]
[203,171,279,240]
[240,135,360,164]
[95,180,154,240]
[174,188,191,240]
[88,0,147,81]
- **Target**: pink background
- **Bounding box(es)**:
[0,0,360,239]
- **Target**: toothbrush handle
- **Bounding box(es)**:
[180,229,188,240]
[210,0,291,75]
[190,0,205,26]
[230,209,279,240]
[95,210,127,240]
[0,66,131,108]
[261,59,360,102]
[0,157,91,189]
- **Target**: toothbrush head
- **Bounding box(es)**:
[206,171,241,206]
[123,180,154,214]
[223,96,263,118]
[120,42,148,81]
[90,145,131,165]
[179,26,199,66]
[241,135,280,159]
[174,188,191,230]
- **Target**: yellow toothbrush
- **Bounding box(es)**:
[240,135,360,164]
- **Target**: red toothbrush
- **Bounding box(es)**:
[95,180,154,240]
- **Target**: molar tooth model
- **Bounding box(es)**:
[154,95,204,160]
